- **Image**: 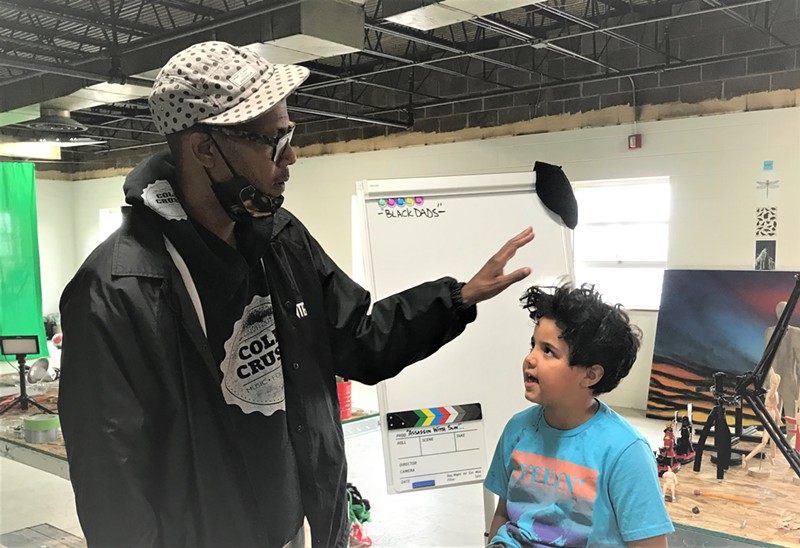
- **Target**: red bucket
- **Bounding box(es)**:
[337,380,352,421]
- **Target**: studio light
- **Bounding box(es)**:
[27,357,60,384]
[0,336,54,415]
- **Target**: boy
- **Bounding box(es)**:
[484,284,673,547]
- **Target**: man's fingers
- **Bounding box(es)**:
[495,227,535,262]
[508,226,534,247]
[501,266,532,286]
[492,227,535,264]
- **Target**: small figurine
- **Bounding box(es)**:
[743,368,781,476]
[655,445,681,477]
[675,415,696,464]
[662,424,677,459]
[662,469,678,502]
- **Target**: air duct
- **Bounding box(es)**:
[382,0,536,31]
[244,0,363,64]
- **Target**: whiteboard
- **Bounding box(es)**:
[355,170,574,494]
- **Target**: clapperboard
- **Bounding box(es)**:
[385,403,486,492]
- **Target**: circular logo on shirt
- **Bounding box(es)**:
[220,294,286,415]
[142,179,187,221]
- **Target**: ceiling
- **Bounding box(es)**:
[0,0,795,172]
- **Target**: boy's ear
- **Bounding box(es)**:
[581,364,605,389]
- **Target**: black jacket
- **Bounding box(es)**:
[59,153,476,548]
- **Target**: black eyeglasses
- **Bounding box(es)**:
[206,122,296,163]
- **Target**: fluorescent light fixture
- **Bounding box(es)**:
[384,0,537,31]
[44,82,152,112]
[0,141,61,160]
[33,136,105,148]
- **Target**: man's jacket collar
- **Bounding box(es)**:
[111,205,291,278]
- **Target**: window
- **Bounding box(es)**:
[572,178,670,309]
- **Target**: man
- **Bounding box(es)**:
[59,41,534,548]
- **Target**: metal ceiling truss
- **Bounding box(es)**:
[0,0,797,170]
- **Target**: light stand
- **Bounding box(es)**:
[0,336,54,415]
[734,273,800,479]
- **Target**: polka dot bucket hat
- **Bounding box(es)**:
[149,41,310,135]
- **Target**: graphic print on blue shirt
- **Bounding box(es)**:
[220,294,285,415]
[506,451,597,546]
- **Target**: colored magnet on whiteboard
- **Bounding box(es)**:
[387,198,396,207]
[397,197,406,206]
[415,197,424,205]
[377,198,387,207]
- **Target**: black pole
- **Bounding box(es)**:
[17,354,28,411]
[745,393,800,477]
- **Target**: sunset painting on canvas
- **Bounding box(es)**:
[647,270,800,425]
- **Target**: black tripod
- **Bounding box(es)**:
[693,372,738,479]
[0,353,54,415]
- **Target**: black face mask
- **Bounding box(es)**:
[206,134,284,222]
[209,176,284,222]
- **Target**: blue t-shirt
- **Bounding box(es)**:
[484,401,674,547]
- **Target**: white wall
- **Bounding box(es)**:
[36,178,76,315]
[285,109,800,272]
[41,106,800,410]
[35,175,125,315]
[70,176,127,265]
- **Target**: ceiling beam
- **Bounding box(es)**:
[147,0,222,18]
[290,105,412,128]
[0,36,84,61]
[0,0,307,111]
[701,0,788,45]
[0,54,152,86]
[303,63,442,101]
[532,4,682,63]
[0,0,161,36]
[544,0,773,43]
[361,41,800,118]
[0,19,110,49]
[301,20,544,93]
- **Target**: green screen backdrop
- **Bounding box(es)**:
[0,162,47,360]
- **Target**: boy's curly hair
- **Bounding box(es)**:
[520,283,642,395]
